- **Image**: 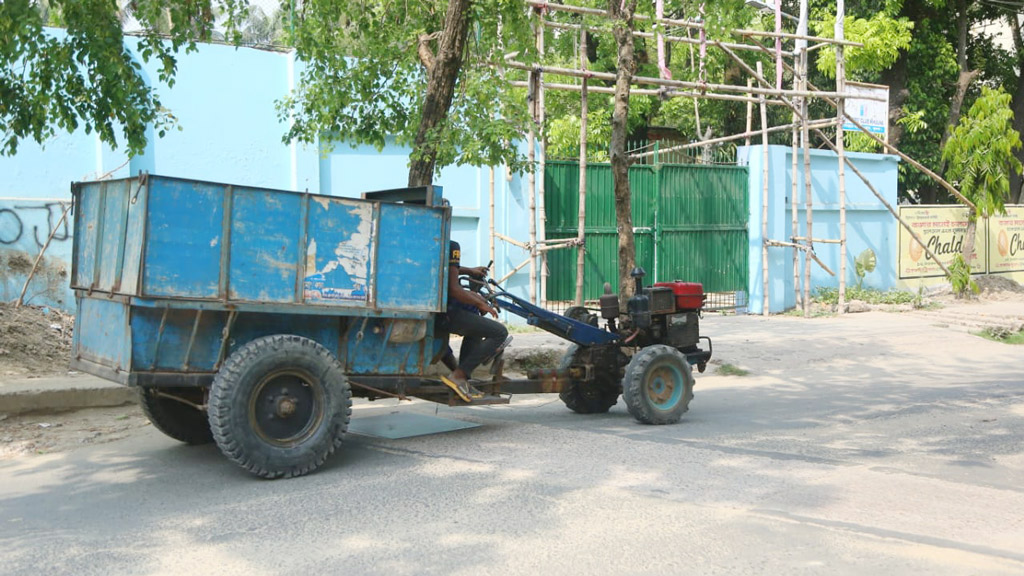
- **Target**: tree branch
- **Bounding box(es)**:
[417,31,441,71]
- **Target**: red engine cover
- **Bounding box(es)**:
[653,281,705,310]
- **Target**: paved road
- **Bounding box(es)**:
[2,307,1023,575]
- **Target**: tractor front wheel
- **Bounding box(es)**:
[622,345,693,425]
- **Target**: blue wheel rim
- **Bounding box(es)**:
[647,361,684,410]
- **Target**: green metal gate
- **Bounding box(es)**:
[545,160,749,303]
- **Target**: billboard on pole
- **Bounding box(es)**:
[842,81,889,138]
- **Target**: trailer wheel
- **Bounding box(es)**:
[208,335,351,479]
[138,388,213,445]
[622,345,693,425]
[558,344,620,414]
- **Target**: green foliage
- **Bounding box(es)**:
[813,12,913,79]
[948,253,979,298]
[942,86,1023,220]
[812,286,917,306]
[1,0,246,156]
[853,248,877,289]
[280,0,534,176]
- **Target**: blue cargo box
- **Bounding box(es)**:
[71,175,449,313]
[70,175,451,384]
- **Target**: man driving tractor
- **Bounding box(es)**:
[438,241,511,402]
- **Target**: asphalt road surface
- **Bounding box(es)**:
[2,306,1023,575]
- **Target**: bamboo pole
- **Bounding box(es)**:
[542,20,791,56]
[16,202,72,308]
[734,28,862,47]
[509,80,768,104]
[801,45,813,316]
[631,118,838,160]
[758,61,770,316]
[501,61,882,102]
[489,166,496,266]
[746,79,754,148]
[766,240,834,275]
[791,65,801,310]
[575,24,588,306]
[527,11,539,305]
[538,9,548,308]
[836,1,847,314]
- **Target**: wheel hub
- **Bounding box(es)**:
[647,365,682,407]
[250,372,323,446]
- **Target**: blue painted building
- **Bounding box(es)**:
[741,145,900,314]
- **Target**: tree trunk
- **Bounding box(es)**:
[938,0,978,191]
[959,217,977,298]
[407,0,473,187]
[1008,14,1024,204]
[609,0,639,309]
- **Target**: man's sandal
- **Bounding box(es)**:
[441,374,484,402]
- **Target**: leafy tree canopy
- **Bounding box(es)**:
[0,0,247,156]
[279,0,535,175]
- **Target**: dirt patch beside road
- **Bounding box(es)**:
[0,302,74,378]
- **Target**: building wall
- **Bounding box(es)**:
[742,145,901,314]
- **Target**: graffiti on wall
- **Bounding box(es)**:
[0,201,71,249]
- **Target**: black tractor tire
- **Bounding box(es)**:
[622,344,694,425]
[564,305,599,327]
[208,335,351,479]
[558,344,620,414]
[138,387,213,445]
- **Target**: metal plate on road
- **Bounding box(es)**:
[348,412,480,439]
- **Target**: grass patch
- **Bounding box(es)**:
[506,323,544,334]
[976,327,1024,345]
[716,363,749,376]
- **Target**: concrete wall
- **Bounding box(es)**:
[741,145,901,314]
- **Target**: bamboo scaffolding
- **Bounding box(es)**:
[745,35,976,211]
[499,0,910,316]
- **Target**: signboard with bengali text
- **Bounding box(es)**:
[898,206,987,279]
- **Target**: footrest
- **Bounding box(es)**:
[414,380,512,406]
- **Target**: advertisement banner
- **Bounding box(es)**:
[842,82,889,137]
[898,206,987,278]
[987,206,1024,274]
